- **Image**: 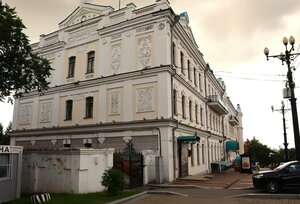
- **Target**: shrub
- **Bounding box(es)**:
[101,168,124,194]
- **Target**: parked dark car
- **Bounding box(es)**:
[252,160,300,193]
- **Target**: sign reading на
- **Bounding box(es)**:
[0,146,23,154]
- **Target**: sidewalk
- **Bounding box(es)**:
[172,167,254,189]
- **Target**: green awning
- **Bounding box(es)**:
[226,141,239,151]
[177,135,200,142]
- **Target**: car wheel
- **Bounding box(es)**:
[266,179,280,193]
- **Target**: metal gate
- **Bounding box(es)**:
[113,140,144,188]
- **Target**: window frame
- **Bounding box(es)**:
[65,100,73,120]
[86,51,95,74]
[85,96,94,118]
[182,95,186,119]
[0,154,11,180]
[68,56,76,78]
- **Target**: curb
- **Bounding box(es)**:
[107,190,188,204]
[146,184,214,189]
[226,193,300,199]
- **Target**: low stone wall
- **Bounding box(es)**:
[21,148,114,194]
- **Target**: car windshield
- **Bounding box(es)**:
[274,161,296,171]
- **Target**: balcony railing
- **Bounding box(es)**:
[229,115,239,126]
[207,95,228,115]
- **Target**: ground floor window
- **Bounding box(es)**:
[0,154,11,179]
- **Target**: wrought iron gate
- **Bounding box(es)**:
[113,140,144,188]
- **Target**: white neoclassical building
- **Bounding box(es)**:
[10,0,243,185]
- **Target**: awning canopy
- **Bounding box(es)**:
[177,135,200,143]
[226,141,239,151]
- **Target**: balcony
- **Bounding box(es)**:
[229,115,239,126]
[207,95,228,115]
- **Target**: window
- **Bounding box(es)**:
[197,144,200,165]
[0,154,11,179]
[191,143,194,166]
[87,51,95,73]
[189,100,192,121]
[194,68,197,86]
[65,100,73,120]
[200,107,203,125]
[195,104,199,124]
[68,56,76,77]
[188,60,191,80]
[182,95,186,118]
[180,51,184,74]
[202,143,205,164]
[199,73,202,91]
[85,97,93,118]
[173,89,178,115]
[172,42,176,65]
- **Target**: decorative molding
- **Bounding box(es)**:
[158,23,165,30]
[19,105,32,125]
[111,44,121,73]
[125,31,131,37]
[102,39,107,45]
[51,139,57,145]
[40,102,52,123]
[111,33,122,40]
[122,136,132,143]
[31,140,36,146]
[136,25,153,33]
[98,137,105,144]
[138,36,152,68]
[110,92,120,115]
[136,87,154,112]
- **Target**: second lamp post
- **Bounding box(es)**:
[271,101,290,161]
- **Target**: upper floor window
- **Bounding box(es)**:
[172,42,176,65]
[65,100,73,120]
[68,56,76,78]
[194,68,197,86]
[195,104,199,124]
[173,89,178,115]
[188,60,191,81]
[85,97,93,118]
[87,51,95,74]
[200,107,203,125]
[199,73,202,91]
[189,100,192,121]
[180,51,184,74]
[182,95,186,118]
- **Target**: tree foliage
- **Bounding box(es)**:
[0,122,11,145]
[101,168,124,194]
[0,2,52,102]
[250,137,273,167]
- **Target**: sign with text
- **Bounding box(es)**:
[0,146,23,154]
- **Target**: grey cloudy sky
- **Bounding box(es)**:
[2,0,300,149]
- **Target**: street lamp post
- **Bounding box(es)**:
[271,101,290,161]
[264,36,300,160]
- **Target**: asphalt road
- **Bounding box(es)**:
[118,188,300,204]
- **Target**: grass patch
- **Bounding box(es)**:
[5,190,143,204]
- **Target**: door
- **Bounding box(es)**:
[179,142,188,177]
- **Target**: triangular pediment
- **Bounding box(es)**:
[179,12,198,48]
[59,3,113,29]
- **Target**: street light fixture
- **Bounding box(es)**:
[264,36,300,160]
[271,100,290,161]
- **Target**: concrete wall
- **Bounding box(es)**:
[22,148,114,194]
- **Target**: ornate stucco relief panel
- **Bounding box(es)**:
[19,105,32,125]
[136,87,154,113]
[110,92,120,115]
[111,43,121,73]
[40,102,52,123]
[138,35,152,68]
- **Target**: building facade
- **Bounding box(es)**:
[10,0,243,183]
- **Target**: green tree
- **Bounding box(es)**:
[101,168,124,194]
[0,2,52,102]
[250,137,273,167]
[0,122,11,145]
